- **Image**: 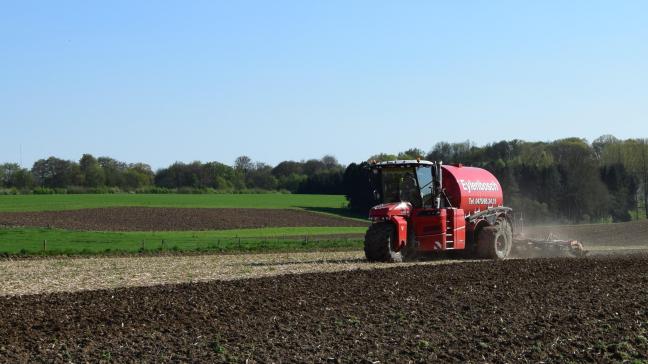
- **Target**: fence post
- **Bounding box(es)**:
[238,237,241,250]
[43,239,47,252]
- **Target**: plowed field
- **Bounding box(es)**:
[0,207,367,231]
[1,254,647,362]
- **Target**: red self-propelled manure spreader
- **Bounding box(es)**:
[364,159,584,262]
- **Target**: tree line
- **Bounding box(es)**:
[0,154,345,194]
[0,135,646,223]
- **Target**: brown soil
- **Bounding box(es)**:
[0,207,368,231]
[1,255,647,362]
[524,219,648,247]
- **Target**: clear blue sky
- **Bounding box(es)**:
[1,1,647,169]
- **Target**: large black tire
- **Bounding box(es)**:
[400,228,420,261]
[477,218,512,259]
[364,223,402,262]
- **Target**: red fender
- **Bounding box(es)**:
[390,216,408,251]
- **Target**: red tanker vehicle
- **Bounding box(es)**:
[364,159,583,261]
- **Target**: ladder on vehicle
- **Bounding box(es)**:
[446,210,455,249]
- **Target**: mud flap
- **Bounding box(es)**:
[390,216,408,251]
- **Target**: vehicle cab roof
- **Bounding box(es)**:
[372,160,436,168]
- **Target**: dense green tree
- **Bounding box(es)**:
[426,141,474,163]
[302,159,327,176]
[246,163,278,190]
[298,170,344,194]
[201,162,235,189]
[79,154,105,187]
[0,163,33,188]
[277,173,307,192]
[543,139,608,221]
[343,162,375,212]
[31,157,82,188]
[11,168,34,189]
[367,153,397,162]
[600,163,636,222]
[0,163,20,187]
[98,157,127,187]
[155,162,200,188]
[155,161,239,190]
[397,148,425,160]
[272,161,303,177]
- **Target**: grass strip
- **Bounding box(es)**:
[0,227,365,256]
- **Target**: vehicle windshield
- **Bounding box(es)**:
[380,165,434,207]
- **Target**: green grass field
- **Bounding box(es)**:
[0,193,347,212]
[0,194,367,255]
[0,226,365,255]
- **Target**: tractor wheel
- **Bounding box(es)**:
[364,223,402,262]
[477,218,512,260]
[400,229,419,262]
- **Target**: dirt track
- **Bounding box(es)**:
[1,254,647,362]
[0,207,367,231]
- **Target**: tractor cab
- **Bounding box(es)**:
[371,160,439,209]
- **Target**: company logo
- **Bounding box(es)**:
[459,179,499,193]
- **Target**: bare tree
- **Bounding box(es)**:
[234,156,253,173]
[321,155,339,169]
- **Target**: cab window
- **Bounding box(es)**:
[416,166,434,206]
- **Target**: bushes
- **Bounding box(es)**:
[66,186,122,194]
[135,186,171,194]
[0,188,19,195]
[33,187,57,195]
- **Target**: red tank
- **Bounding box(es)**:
[441,164,503,215]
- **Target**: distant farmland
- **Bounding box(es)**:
[0,194,366,255]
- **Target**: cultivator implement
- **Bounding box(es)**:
[512,234,587,258]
